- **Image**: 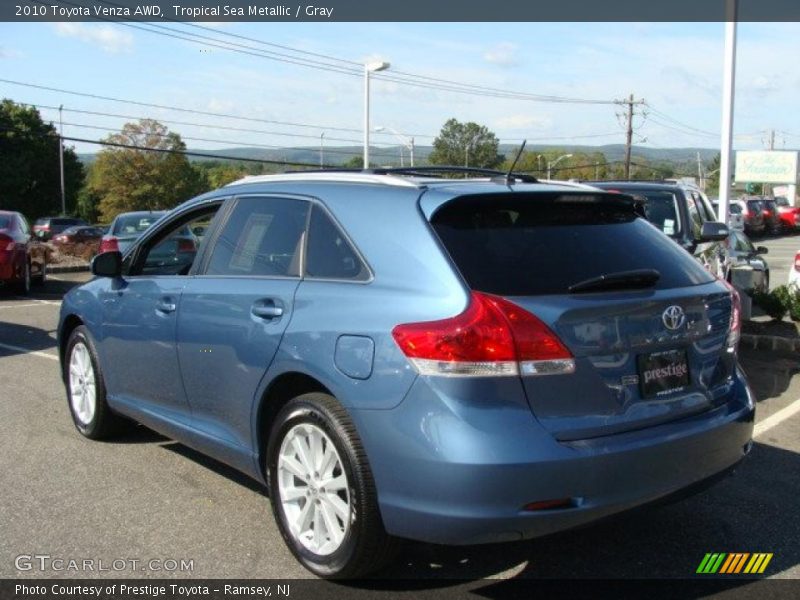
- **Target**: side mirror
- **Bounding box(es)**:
[91,251,122,278]
[699,221,729,242]
[755,246,769,255]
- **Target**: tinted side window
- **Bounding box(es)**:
[206,197,309,277]
[305,206,368,281]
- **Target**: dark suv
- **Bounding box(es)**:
[591,181,731,280]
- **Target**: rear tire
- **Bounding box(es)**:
[33,258,46,287]
[266,393,399,578]
[64,326,126,439]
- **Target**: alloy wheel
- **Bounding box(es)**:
[277,423,351,556]
[69,342,96,425]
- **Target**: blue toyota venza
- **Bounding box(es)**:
[58,171,755,577]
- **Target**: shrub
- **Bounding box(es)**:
[752,287,788,321]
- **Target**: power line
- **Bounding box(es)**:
[0,125,339,168]
[0,77,428,137]
[52,0,619,106]
[41,118,403,159]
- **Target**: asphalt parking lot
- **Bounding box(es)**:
[0,266,799,584]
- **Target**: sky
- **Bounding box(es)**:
[1,21,799,160]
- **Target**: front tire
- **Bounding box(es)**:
[64,326,125,439]
[267,393,398,578]
[15,260,31,295]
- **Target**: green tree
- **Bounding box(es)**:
[0,99,84,220]
[705,154,721,196]
[89,119,205,222]
[429,118,502,169]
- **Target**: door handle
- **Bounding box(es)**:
[251,301,284,319]
[156,298,177,314]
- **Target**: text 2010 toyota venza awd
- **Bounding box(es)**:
[58,171,754,578]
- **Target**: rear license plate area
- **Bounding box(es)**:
[637,349,690,398]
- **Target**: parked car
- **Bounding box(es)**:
[759,197,783,235]
[51,225,106,246]
[58,170,754,578]
[774,197,800,233]
[100,211,164,254]
[0,210,47,293]
[729,199,766,237]
[724,230,769,293]
[712,200,744,231]
[590,181,731,280]
[33,216,88,241]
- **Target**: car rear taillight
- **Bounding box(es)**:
[392,291,575,377]
[794,252,800,273]
[177,238,196,253]
[0,234,15,251]
[722,279,741,351]
[99,237,119,253]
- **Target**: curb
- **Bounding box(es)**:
[46,265,90,274]
[740,333,800,353]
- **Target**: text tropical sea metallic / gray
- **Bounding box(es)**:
[173,4,334,17]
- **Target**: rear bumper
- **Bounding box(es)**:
[353,367,755,545]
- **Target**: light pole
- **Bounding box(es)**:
[464,132,482,169]
[547,153,573,180]
[58,104,65,215]
[319,132,325,168]
[375,126,415,167]
[363,60,390,169]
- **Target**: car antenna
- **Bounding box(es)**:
[497,140,527,184]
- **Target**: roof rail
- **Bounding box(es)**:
[364,166,539,183]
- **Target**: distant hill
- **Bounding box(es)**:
[77,143,719,167]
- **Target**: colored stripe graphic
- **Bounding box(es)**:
[744,553,774,574]
[698,553,773,575]
[697,553,727,574]
[720,553,749,573]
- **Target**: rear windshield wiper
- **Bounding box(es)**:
[568,269,660,294]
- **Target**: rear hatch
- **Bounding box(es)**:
[429,191,737,440]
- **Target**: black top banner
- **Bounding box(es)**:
[4,0,800,22]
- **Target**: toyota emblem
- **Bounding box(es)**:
[662,305,686,331]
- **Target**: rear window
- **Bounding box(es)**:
[0,216,11,229]
[747,200,762,212]
[728,204,742,214]
[431,194,715,296]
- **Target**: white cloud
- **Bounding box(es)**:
[483,43,519,67]
[54,23,133,54]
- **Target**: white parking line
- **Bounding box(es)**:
[0,303,51,310]
[754,398,800,437]
[0,342,59,361]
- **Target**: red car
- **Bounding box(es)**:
[775,197,800,233]
[0,211,47,294]
[51,225,106,246]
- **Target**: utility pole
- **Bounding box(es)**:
[58,105,65,215]
[624,93,634,179]
[319,132,325,167]
[616,94,646,180]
